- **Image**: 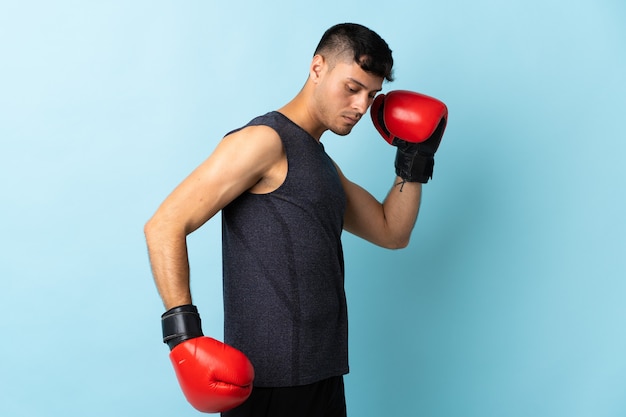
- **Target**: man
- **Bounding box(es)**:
[145,23,447,417]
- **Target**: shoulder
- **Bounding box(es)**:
[213,123,285,181]
[224,124,281,150]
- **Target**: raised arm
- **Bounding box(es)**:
[340,170,422,249]
[340,90,448,249]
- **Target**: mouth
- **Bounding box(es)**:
[343,115,360,126]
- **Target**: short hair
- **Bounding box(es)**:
[314,23,394,82]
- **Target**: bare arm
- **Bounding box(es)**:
[144,126,284,310]
[337,164,422,249]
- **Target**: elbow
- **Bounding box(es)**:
[395,238,411,250]
[144,212,189,246]
[381,234,411,250]
[389,239,410,250]
[144,216,158,241]
[144,214,171,246]
[143,217,159,250]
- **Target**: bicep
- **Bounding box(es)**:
[336,163,420,249]
[335,164,387,244]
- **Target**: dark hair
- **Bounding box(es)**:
[314,23,394,82]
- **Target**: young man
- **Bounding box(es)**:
[145,23,447,417]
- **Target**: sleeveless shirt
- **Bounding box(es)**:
[221,111,348,387]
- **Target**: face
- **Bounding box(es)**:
[311,56,384,136]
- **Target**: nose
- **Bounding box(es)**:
[353,92,370,116]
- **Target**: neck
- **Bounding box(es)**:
[278,87,326,141]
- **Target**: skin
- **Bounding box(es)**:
[144,52,422,310]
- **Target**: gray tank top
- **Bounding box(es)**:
[221,111,348,387]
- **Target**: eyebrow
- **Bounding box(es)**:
[347,77,382,93]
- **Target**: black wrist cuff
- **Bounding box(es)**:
[161,304,204,350]
[395,148,434,184]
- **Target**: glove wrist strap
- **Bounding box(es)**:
[161,304,204,350]
[395,148,434,184]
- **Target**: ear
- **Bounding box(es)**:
[309,54,326,83]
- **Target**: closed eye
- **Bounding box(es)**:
[346,77,381,98]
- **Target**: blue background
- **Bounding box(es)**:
[2,1,625,416]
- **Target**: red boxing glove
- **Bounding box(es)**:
[162,305,254,413]
[170,336,255,413]
[371,90,448,183]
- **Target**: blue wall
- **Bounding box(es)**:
[2,1,625,416]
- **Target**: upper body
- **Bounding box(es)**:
[221,110,348,386]
[144,23,423,385]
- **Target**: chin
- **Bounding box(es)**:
[331,125,354,136]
